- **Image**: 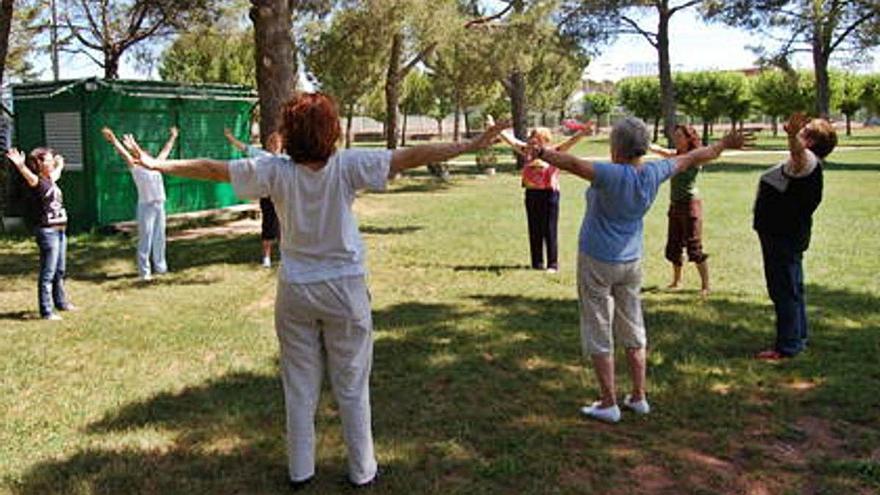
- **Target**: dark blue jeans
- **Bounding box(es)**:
[35,227,69,318]
[759,233,808,356]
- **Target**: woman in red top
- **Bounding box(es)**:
[495,120,590,272]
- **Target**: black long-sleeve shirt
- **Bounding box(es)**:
[753,163,823,252]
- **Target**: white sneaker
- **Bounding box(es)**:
[43,313,63,321]
[580,402,621,423]
[622,395,651,415]
[141,273,153,282]
[546,267,558,274]
[261,257,271,268]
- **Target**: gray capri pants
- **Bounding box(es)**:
[577,252,647,355]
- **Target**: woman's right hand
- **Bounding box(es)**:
[122,134,160,170]
[5,148,25,168]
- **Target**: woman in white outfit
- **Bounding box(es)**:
[102,127,177,281]
[120,92,507,489]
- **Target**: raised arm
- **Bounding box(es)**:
[553,123,592,153]
[102,127,136,168]
[784,112,810,174]
[123,134,230,182]
[157,126,179,160]
[50,155,64,182]
[224,128,248,152]
[671,131,752,174]
[648,143,677,158]
[6,148,39,187]
[389,119,509,177]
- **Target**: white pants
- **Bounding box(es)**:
[577,252,646,355]
[136,201,167,277]
[274,275,377,484]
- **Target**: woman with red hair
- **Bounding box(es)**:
[122,92,507,490]
[650,125,711,297]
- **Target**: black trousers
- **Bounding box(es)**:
[524,189,560,269]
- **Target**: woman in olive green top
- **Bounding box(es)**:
[650,125,710,297]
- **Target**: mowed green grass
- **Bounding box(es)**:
[1,136,878,494]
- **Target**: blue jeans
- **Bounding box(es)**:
[759,234,808,356]
[35,227,69,317]
[137,201,167,277]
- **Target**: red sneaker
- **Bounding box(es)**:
[755,350,787,361]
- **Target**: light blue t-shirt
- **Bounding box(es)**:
[578,159,677,263]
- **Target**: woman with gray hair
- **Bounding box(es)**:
[520,117,750,423]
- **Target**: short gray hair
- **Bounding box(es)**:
[610,117,650,162]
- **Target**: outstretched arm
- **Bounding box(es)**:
[389,119,509,177]
[532,147,597,181]
[648,143,677,158]
[102,127,136,168]
[553,123,592,153]
[6,148,39,187]
[672,131,752,174]
[485,115,527,149]
[157,126,179,160]
[224,128,248,152]
[784,112,810,174]
[123,134,230,182]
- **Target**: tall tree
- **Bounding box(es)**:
[583,91,614,131]
[617,76,663,141]
[399,70,434,146]
[751,69,814,135]
[302,6,386,148]
[160,28,255,86]
[675,70,748,143]
[427,26,500,142]
[836,72,865,136]
[62,0,220,79]
[706,0,880,117]
[0,0,14,89]
[561,1,708,143]
[250,0,296,145]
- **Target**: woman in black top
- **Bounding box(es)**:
[7,147,75,320]
[753,113,836,360]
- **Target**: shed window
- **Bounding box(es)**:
[44,112,83,171]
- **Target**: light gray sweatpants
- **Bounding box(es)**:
[274,275,377,484]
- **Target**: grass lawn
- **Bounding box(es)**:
[1,139,878,494]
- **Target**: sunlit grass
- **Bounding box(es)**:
[1,141,878,494]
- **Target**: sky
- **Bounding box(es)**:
[35,6,880,83]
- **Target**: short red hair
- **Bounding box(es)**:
[280,92,340,163]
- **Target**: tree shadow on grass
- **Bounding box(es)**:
[360,225,423,236]
[10,286,879,494]
[703,160,880,174]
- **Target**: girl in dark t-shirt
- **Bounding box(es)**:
[7,147,74,320]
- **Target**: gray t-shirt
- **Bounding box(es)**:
[229,149,392,283]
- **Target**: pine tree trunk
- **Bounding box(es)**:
[846,113,852,136]
[453,104,461,142]
[401,112,408,147]
[384,33,403,150]
[657,7,676,146]
[0,0,14,90]
[250,0,296,145]
[345,104,354,148]
[509,70,528,168]
[812,31,831,118]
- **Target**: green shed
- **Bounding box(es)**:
[8,78,257,232]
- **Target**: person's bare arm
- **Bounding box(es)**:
[157,126,179,160]
[50,155,64,182]
[6,148,39,187]
[784,112,811,174]
[389,119,509,177]
[123,134,230,182]
[224,128,248,152]
[101,127,136,168]
[648,143,677,158]
[672,131,752,174]
[553,123,593,153]
[534,147,596,181]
